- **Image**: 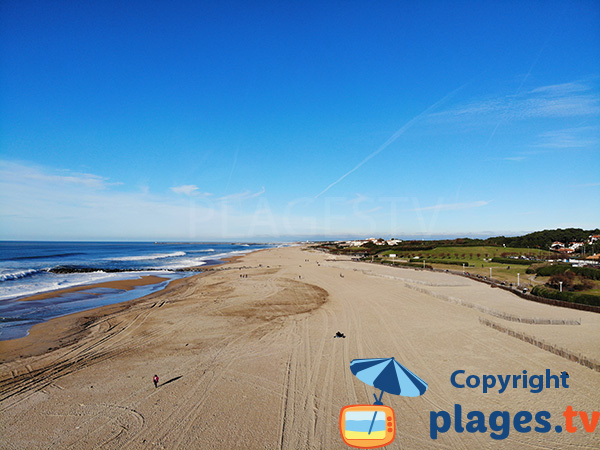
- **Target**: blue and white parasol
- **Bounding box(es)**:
[350,357,428,435]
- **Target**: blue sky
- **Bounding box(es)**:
[1,0,599,241]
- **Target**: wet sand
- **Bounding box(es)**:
[0,246,598,449]
[18,276,170,302]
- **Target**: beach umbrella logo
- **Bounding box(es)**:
[340,357,428,449]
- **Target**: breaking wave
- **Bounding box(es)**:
[0,269,42,282]
[108,251,186,262]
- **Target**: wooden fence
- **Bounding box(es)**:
[479,317,599,372]
[405,284,581,325]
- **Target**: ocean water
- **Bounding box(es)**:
[0,241,272,340]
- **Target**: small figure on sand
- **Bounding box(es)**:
[153,374,159,388]
[334,331,346,338]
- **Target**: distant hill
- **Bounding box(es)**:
[317,228,600,254]
[485,228,599,250]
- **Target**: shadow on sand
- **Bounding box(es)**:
[160,375,183,387]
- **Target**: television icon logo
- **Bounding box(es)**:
[339,404,396,449]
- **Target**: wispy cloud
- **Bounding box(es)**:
[170,184,212,196]
[0,161,224,239]
[532,126,598,149]
[430,80,600,123]
[529,81,591,96]
[413,200,489,212]
[171,184,198,195]
[0,161,117,190]
[217,187,266,202]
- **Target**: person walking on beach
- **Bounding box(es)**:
[153,374,159,388]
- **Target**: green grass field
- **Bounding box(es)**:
[377,245,555,287]
[379,245,553,261]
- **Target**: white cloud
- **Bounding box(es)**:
[529,81,590,96]
[0,161,224,240]
[519,95,599,119]
[532,126,598,149]
[432,98,505,118]
[217,187,265,202]
[430,80,600,123]
[0,161,116,190]
[170,185,212,196]
[171,184,199,195]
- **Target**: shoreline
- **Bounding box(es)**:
[0,253,260,363]
[16,275,170,302]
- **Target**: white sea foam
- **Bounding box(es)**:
[159,259,207,269]
[108,251,186,262]
[211,249,254,258]
[0,271,169,301]
[159,249,255,269]
[0,269,41,282]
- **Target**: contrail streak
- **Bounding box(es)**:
[315,83,467,198]
[484,28,553,148]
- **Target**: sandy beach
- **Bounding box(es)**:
[0,246,598,449]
